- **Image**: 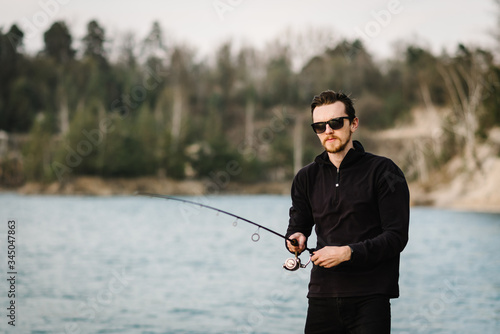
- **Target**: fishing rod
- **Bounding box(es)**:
[136,192,313,271]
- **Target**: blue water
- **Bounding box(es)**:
[0,194,499,333]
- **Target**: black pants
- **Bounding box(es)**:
[305,295,391,334]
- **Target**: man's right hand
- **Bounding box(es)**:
[286,232,307,254]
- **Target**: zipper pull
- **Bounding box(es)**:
[336,168,340,187]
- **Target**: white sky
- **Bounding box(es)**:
[0,0,498,61]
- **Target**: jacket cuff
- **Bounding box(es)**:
[348,244,358,263]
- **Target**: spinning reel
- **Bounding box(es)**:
[283,251,311,271]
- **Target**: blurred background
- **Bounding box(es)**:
[1,0,500,211]
[1,2,500,333]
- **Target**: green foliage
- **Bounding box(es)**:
[159,130,187,180]
[0,25,26,131]
[54,105,160,178]
[0,155,24,186]
[6,76,42,131]
[1,18,500,186]
[264,54,296,106]
[101,127,154,177]
[236,158,267,184]
[53,101,102,176]
[355,93,386,129]
[479,65,500,127]
[164,148,186,179]
[43,21,75,63]
[191,136,240,179]
[82,20,107,67]
[23,114,55,182]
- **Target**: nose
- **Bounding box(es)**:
[324,123,334,134]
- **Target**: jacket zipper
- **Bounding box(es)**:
[334,168,340,205]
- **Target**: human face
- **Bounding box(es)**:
[312,102,358,154]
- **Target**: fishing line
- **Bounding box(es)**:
[136,192,314,270]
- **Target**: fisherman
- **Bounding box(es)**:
[286,90,410,333]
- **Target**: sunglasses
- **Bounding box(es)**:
[311,116,352,134]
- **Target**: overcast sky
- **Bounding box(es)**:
[0,0,498,61]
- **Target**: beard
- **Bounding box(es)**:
[323,133,352,154]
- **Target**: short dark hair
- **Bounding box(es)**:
[310,90,356,120]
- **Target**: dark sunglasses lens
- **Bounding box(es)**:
[312,123,326,133]
[328,119,344,130]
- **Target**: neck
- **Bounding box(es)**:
[328,140,354,168]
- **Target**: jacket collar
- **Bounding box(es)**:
[315,140,365,168]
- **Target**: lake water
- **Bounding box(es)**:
[0,194,499,333]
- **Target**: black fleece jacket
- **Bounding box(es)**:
[286,140,409,298]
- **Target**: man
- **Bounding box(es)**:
[286,90,409,333]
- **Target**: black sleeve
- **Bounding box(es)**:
[286,170,315,241]
[348,161,410,266]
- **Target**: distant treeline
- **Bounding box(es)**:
[0,19,499,186]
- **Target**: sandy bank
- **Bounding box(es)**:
[2,173,499,214]
[2,176,292,197]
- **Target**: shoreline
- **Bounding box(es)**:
[2,175,499,214]
[0,175,292,197]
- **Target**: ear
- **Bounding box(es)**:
[350,117,359,133]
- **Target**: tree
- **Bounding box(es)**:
[23,113,54,181]
[117,31,138,68]
[141,21,168,62]
[202,42,238,142]
[437,45,495,171]
[324,39,383,95]
[235,47,262,149]
[43,21,75,63]
[42,21,78,134]
[168,46,191,149]
[214,42,236,101]
[0,24,25,131]
[263,49,296,106]
[82,20,107,66]
[405,46,447,110]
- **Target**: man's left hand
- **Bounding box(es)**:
[311,246,352,268]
